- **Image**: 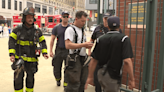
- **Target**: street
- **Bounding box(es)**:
[0,31,95,92]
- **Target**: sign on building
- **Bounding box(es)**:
[128,2,147,28]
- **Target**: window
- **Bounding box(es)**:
[89,0,97,4]
[54,9,58,15]
[15,0,17,10]
[42,5,47,14]
[27,2,33,7]
[8,0,11,9]
[2,0,5,8]
[73,2,75,6]
[49,7,53,15]
[54,19,57,23]
[48,17,53,22]
[35,4,40,13]
[19,2,22,11]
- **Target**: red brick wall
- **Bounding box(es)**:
[116,0,163,90]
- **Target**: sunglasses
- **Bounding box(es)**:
[62,16,69,18]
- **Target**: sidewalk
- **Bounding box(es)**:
[0,35,94,92]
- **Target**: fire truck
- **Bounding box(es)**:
[12,15,73,34]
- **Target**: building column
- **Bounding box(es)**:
[6,0,8,10]
[40,4,42,14]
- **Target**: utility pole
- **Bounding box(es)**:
[97,0,103,25]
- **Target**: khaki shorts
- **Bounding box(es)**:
[97,68,120,92]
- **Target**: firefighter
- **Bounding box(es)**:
[50,11,70,87]
[64,11,93,92]
[9,7,48,92]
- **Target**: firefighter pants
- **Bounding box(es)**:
[13,61,38,92]
[65,56,88,92]
[97,68,120,92]
[52,47,68,85]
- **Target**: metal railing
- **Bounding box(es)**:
[97,0,164,92]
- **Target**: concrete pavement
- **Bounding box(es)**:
[0,31,95,92]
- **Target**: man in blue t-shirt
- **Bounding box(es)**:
[50,11,70,88]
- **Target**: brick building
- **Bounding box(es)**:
[116,0,163,91]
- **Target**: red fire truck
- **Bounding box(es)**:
[13,15,73,34]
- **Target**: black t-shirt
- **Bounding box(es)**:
[91,31,133,79]
[52,24,70,48]
[91,24,122,40]
[91,25,109,40]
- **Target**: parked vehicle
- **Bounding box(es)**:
[13,15,73,34]
[90,24,97,32]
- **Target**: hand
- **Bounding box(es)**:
[85,77,94,90]
[43,54,49,59]
[50,51,54,57]
[129,79,135,90]
[84,42,93,49]
[10,55,15,62]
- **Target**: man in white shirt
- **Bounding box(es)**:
[65,11,93,92]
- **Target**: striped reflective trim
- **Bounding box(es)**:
[122,35,128,42]
[17,40,33,46]
[64,82,68,87]
[15,55,38,62]
[56,78,61,81]
[26,87,33,92]
[42,49,47,53]
[39,36,45,42]
[10,32,17,40]
[15,88,23,92]
[9,49,16,54]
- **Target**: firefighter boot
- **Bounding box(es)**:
[57,80,61,86]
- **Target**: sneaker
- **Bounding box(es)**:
[57,81,61,86]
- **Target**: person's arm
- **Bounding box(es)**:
[38,29,48,59]
[65,27,93,49]
[122,36,135,89]
[85,38,100,89]
[85,58,98,89]
[50,35,56,57]
[49,26,58,57]
[123,58,135,89]
[9,28,17,62]
[123,58,134,80]
[65,39,93,49]
[88,39,94,56]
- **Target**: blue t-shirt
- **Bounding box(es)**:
[52,24,70,48]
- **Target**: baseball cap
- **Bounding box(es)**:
[107,16,120,29]
[61,11,69,15]
[103,13,112,18]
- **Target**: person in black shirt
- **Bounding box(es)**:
[50,11,70,87]
[88,13,111,92]
[85,16,135,92]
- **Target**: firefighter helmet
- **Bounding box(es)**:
[23,7,35,15]
[20,7,36,23]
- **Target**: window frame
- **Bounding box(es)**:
[2,0,5,9]
[19,1,22,11]
[8,0,11,9]
[14,0,17,10]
